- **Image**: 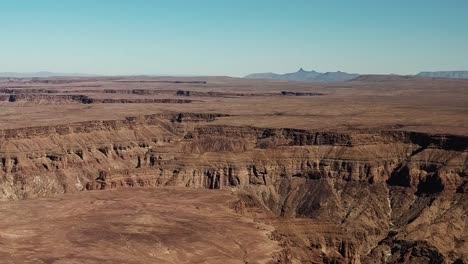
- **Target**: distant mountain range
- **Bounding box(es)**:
[244,68,359,82]
[416,71,468,79]
[0,72,97,78]
[245,69,468,82]
[2,70,468,81]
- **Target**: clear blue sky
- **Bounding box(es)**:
[1,0,467,76]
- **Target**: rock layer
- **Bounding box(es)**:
[1,94,193,104]
[0,112,466,263]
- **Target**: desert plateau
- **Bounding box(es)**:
[0,75,466,263]
[2,1,468,263]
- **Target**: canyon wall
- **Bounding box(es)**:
[0,94,193,104]
[0,112,466,263]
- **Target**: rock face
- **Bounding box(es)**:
[0,94,193,104]
[0,112,466,263]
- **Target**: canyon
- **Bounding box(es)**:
[0,76,466,263]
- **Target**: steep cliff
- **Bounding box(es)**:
[0,112,466,263]
[1,94,193,104]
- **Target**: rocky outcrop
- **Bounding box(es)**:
[0,112,466,263]
[0,88,324,98]
[280,91,324,96]
[95,98,193,104]
[175,90,278,97]
[0,88,60,94]
[115,80,207,84]
[175,90,325,97]
[1,94,193,104]
[4,94,87,104]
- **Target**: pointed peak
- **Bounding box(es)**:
[298,68,305,72]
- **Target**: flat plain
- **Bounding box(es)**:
[0,75,467,135]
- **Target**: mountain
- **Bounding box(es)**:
[242,72,281,79]
[244,68,359,82]
[351,74,417,82]
[280,68,322,81]
[417,71,468,79]
[0,72,97,78]
[314,71,361,82]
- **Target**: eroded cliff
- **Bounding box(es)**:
[0,112,466,263]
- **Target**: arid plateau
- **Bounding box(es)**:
[0,75,466,264]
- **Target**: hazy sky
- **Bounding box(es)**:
[1,0,468,76]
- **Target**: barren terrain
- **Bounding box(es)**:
[0,75,467,263]
[0,188,279,264]
[1,76,467,134]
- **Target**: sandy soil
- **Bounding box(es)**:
[0,188,279,264]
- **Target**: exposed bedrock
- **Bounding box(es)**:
[0,112,466,263]
[1,94,193,104]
